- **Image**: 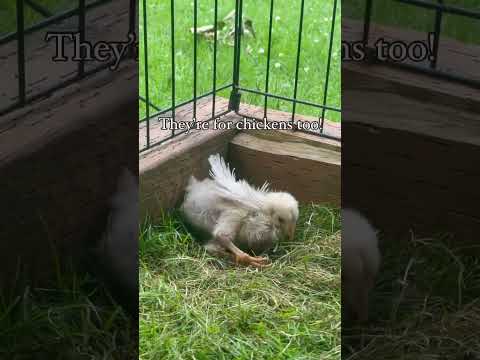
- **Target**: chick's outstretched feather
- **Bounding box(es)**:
[208,153,269,211]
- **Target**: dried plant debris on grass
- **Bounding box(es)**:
[140,204,341,360]
[343,232,480,360]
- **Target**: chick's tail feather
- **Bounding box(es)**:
[207,153,269,210]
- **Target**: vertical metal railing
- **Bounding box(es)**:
[193,0,198,122]
[2,0,132,117]
[212,0,219,119]
[431,0,443,69]
[128,0,137,60]
[170,0,176,137]
[320,0,338,130]
[362,0,373,47]
[229,0,243,112]
[139,0,342,151]
[129,0,136,45]
[263,0,275,121]
[232,0,341,140]
[16,0,26,107]
[78,0,86,78]
[140,0,233,150]
[291,0,306,126]
[142,0,150,149]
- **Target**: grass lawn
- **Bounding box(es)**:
[343,0,480,45]
[139,204,341,359]
[139,0,342,122]
[343,232,480,359]
[0,268,137,359]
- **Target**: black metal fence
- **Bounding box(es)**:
[0,0,137,116]
[362,0,480,88]
[139,0,341,152]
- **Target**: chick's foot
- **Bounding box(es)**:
[234,254,270,268]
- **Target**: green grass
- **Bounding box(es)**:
[343,232,480,359]
[0,266,137,359]
[344,0,480,45]
[139,204,341,360]
[139,0,342,122]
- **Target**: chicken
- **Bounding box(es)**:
[89,168,138,318]
[181,154,299,267]
[342,208,381,323]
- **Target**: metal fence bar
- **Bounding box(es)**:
[363,0,373,46]
[236,0,244,81]
[139,96,161,112]
[78,0,86,78]
[141,83,233,121]
[16,0,26,106]
[320,0,338,129]
[430,0,443,69]
[290,0,306,126]
[142,0,150,149]
[170,0,176,136]
[129,0,136,59]
[212,0,218,118]
[238,86,341,112]
[229,0,244,112]
[263,0,275,120]
[395,0,480,18]
[231,0,241,90]
[193,0,198,121]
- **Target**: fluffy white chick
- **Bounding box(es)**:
[181,154,299,267]
[342,208,381,323]
[93,168,138,318]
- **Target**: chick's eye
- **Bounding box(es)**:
[278,217,284,223]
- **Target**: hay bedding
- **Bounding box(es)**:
[343,232,480,360]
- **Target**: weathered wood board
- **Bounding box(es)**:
[343,19,480,242]
[229,130,340,206]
